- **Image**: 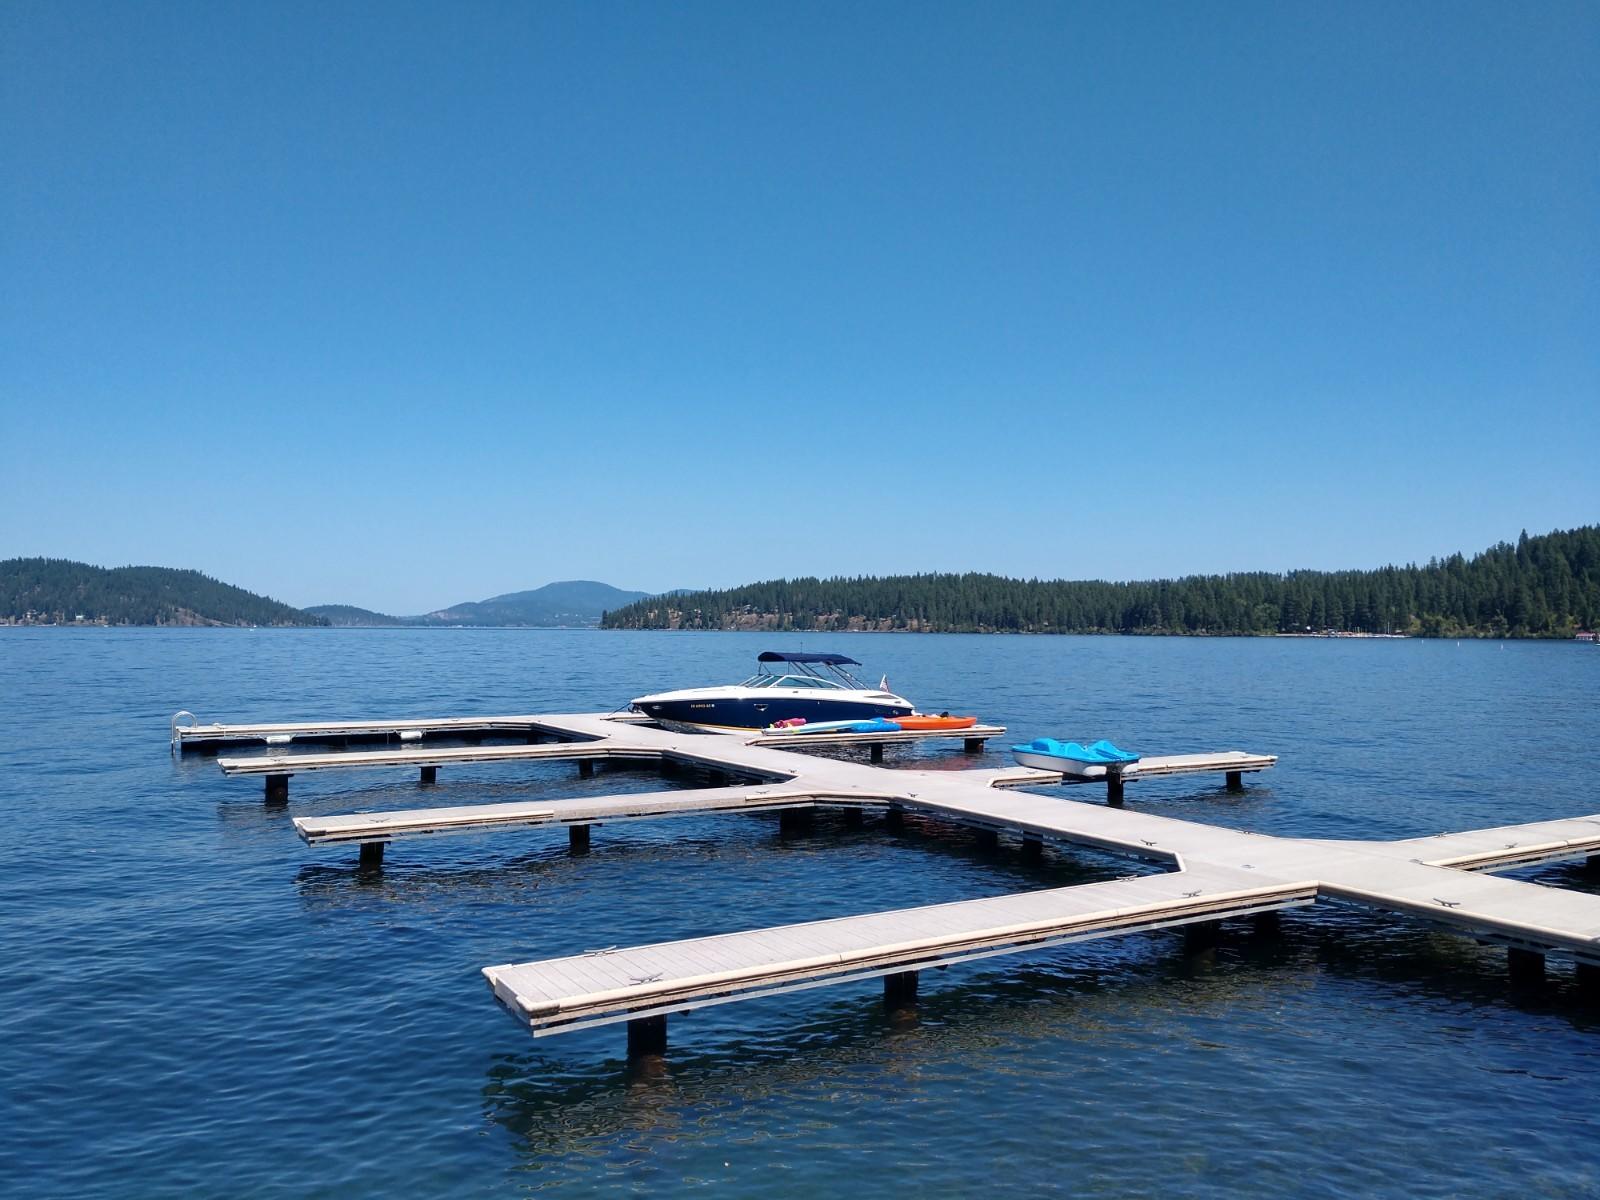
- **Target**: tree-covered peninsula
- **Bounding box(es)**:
[602,526,1600,639]
[0,558,328,627]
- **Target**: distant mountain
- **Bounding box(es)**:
[424,581,655,627]
[0,558,327,627]
[307,581,666,627]
[303,604,408,627]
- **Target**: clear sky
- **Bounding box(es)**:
[3,1,1595,614]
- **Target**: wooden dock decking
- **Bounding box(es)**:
[172,711,561,751]
[178,707,1600,1056]
[292,784,878,846]
[485,867,1316,1038]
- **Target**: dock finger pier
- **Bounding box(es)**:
[176,707,1600,1059]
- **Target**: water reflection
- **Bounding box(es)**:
[481,907,1600,1175]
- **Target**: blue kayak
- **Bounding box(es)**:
[770,717,904,736]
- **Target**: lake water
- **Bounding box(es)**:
[4,629,1599,1197]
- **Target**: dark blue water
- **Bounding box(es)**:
[4,630,1599,1197]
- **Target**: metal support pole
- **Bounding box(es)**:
[883,970,919,1010]
[264,774,289,804]
[1225,770,1244,791]
[578,759,595,779]
[963,737,984,755]
[779,807,812,834]
[1106,770,1125,807]
[870,743,885,764]
[626,1015,667,1058]
[1508,948,1546,984]
[569,824,591,854]
[419,765,438,786]
[359,841,384,869]
[885,807,905,832]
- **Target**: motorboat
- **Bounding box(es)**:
[631,651,915,731]
[1011,738,1140,778]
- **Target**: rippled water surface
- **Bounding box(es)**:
[4,630,1599,1196]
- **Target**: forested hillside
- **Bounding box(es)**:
[0,559,327,626]
[602,527,1600,638]
[303,604,408,626]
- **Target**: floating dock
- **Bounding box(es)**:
[179,708,1600,1057]
[485,867,1314,1048]
[172,711,562,751]
[200,714,1010,802]
[993,749,1277,802]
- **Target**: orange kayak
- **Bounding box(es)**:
[891,715,978,731]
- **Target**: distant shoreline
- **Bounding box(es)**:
[10,624,1596,642]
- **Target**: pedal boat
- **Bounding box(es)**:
[1011,738,1141,778]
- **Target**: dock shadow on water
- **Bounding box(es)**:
[479,902,1600,1188]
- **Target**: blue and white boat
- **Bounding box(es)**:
[631,651,915,732]
[1011,738,1141,778]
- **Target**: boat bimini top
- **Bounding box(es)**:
[739,651,870,692]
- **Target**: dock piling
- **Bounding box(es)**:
[1508,948,1546,984]
[359,841,385,869]
[869,744,885,764]
[843,807,865,828]
[419,765,438,786]
[265,774,289,804]
[1225,770,1245,791]
[883,970,919,1010]
[963,737,984,754]
[569,824,591,854]
[1577,963,1600,1001]
[1021,833,1044,860]
[578,760,595,779]
[626,1014,667,1058]
[1184,920,1223,952]
[1106,767,1126,806]
[779,808,813,834]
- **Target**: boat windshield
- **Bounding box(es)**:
[738,673,847,690]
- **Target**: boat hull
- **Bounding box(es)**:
[635,695,913,731]
[1011,749,1111,777]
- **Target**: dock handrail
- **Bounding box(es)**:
[170,710,198,750]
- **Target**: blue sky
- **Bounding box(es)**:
[3,1,1595,614]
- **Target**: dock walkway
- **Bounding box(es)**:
[173,711,559,751]
[180,708,1600,1055]
[486,866,1314,1041]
